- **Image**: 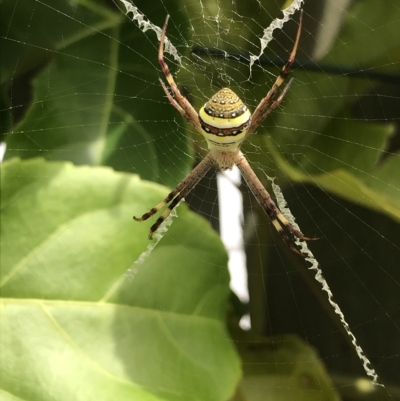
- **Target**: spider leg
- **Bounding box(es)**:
[236,151,318,256]
[248,77,294,131]
[246,10,303,137]
[158,16,202,133]
[134,153,215,239]
[159,78,185,116]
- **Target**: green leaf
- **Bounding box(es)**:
[0,0,118,82]
[3,0,192,187]
[0,158,240,401]
[232,333,340,401]
[266,113,400,223]
[326,0,400,68]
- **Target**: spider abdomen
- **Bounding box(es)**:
[198,88,251,152]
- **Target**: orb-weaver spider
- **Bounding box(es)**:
[134,10,318,256]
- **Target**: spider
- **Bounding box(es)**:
[134,10,318,256]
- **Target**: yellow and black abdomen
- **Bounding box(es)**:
[198,88,251,152]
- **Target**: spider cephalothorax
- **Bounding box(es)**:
[134,11,318,256]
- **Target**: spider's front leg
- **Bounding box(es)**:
[133,186,181,238]
[236,151,318,256]
[134,154,215,239]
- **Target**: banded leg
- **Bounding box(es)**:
[246,10,303,137]
[158,16,202,134]
[134,153,215,238]
[236,151,317,256]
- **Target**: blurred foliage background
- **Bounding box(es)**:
[1,0,400,400]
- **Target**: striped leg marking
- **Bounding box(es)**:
[134,154,215,238]
[236,151,318,256]
[246,10,303,137]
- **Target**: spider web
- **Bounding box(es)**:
[1,0,400,400]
